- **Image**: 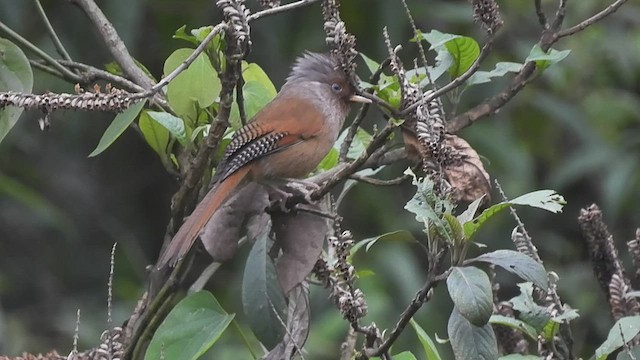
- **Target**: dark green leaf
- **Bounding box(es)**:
[525,44,571,71]
[173,25,198,45]
[448,307,499,360]
[89,100,146,157]
[229,62,277,129]
[163,48,220,119]
[147,111,187,145]
[145,291,234,360]
[444,36,480,78]
[469,250,548,289]
[467,62,523,86]
[509,283,551,332]
[457,195,486,225]
[489,315,538,340]
[595,316,640,360]
[447,266,493,326]
[0,38,33,143]
[392,351,418,360]
[410,319,443,360]
[139,111,170,159]
[242,233,287,349]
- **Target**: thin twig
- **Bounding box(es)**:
[108,242,117,326]
[70,0,155,89]
[236,62,248,126]
[348,174,409,186]
[534,0,549,29]
[0,20,81,82]
[558,0,628,38]
[401,39,494,117]
[400,0,435,90]
[28,59,63,78]
[248,0,322,22]
[551,0,569,31]
[33,0,73,62]
[339,58,390,161]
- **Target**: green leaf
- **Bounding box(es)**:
[147,111,187,145]
[228,62,277,129]
[350,230,416,257]
[444,36,480,78]
[525,44,571,71]
[410,319,443,360]
[498,355,542,360]
[469,250,548,289]
[145,291,234,360]
[392,351,418,360]
[447,266,493,326]
[617,345,640,360]
[509,283,551,332]
[457,195,486,225]
[595,316,640,360]
[242,232,287,349]
[467,62,523,86]
[139,111,170,159]
[89,100,146,157]
[360,52,380,75]
[163,48,220,120]
[0,38,33,143]
[173,25,198,45]
[316,147,339,171]
[241,62,277,96]
[464,189,565,239]
[489,315,538,341]
[448,307,499,360]
[335,127,373,159]
[420,30,480,78]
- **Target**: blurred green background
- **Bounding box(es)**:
[1,0,639,358]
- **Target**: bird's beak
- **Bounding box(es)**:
[349,94,372,103]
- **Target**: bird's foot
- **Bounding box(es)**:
[265,179,320,212]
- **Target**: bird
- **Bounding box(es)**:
[157,52,371,267]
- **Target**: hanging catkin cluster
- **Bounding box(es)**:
[217,0,251,57]
[0,88,138,113]
[322,0,358,82]
[469,0,503,34]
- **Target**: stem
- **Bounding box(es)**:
[33,0,74,62]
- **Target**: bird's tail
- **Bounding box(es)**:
[157,166,251,267]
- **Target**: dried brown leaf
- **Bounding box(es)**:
[442,134,491,203]
[262,284,310,360]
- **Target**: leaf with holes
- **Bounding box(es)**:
[510,283,551,332]
[447,266,493,326]
[145,291,234,360]
[0,38,33,143]
[595,316,640,360]
[469,250,548,289]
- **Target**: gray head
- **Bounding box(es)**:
[283,52,370,106]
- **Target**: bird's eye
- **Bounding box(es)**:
[331,83,342,92]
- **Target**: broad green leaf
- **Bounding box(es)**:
[360,52,380,75]
[242,233,287,349]
[444,213,464,244]
[393,351,418,360]
[489,315,538,341]
[498,355,541,360]
[447,266,493,326]
[316,147,339,171]
[510,283,551,332]
[448,307,499,360]
[410,319,443,360]
[467,62,523,86]
[163,48,220,120]
[444,36,480,78]
[525,44,571,71]
[139,111,170,159]
[403,168,455,230]
[229,62,277,129]
[173,25,198,45]
[241,62,277,96]
[0,38,33,143]
[469,250,548,289]
[595,316,640,360]
[421,29,461,49]
[618,345,640,360]
[147,111,187,145]
[464,189,565,239]
[457,195,486,225]
[350,230,416,257]
[89,100,146,157]
[145,291,234,360]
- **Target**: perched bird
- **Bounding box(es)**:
[157,52,370,267]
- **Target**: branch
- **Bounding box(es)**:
[348,173,409,186]
[34,0,74,62]
[534,0,549,29]
[558,0,628,38]
[248,0,322,22]
[69,0,155,89]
